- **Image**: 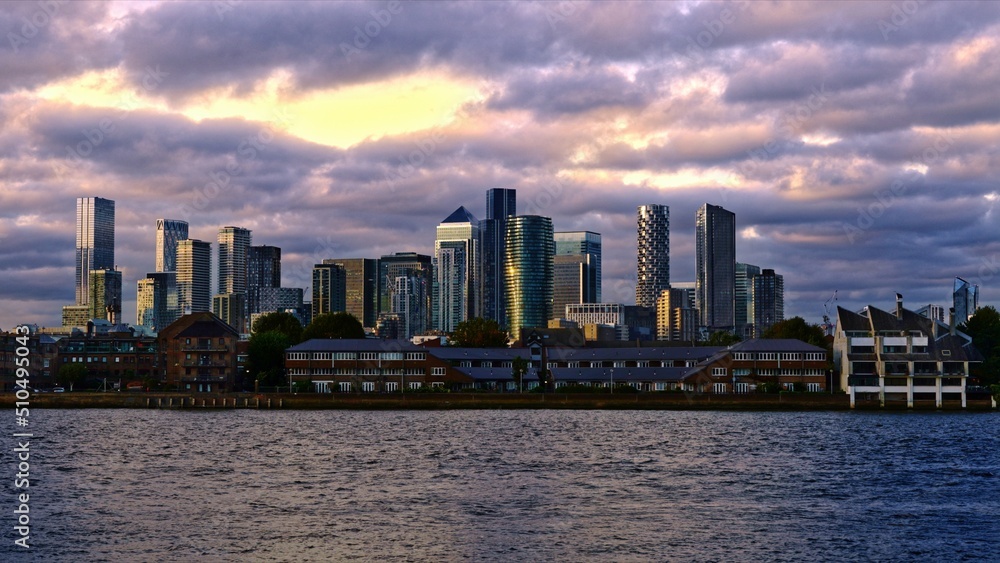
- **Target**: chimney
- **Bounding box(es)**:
[895,293,903,319]
[949,307,956,336]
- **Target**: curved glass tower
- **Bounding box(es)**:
[505,215,554,337]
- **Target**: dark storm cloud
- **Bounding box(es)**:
[488,65,653,117]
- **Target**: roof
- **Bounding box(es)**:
[729,339,827,353]
[288,338,422,352]
[551,367,689,382]
[836,306,871,332]
[441,206,479,224]
[428,347,531,361]
[545,346,723,362]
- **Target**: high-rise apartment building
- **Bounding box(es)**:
[217,226,252,295]
[480,188,516,326]
[656,288,697,342]
[555,231,601,303]
[312,263,347,322]
[247,245,281,315]
[735,262,761,339]
[390,274,429,339]
[505,215,554,337]
[953,277,979,325]
[176,239,211,314]
[749,269,784,337]
[323,258,378,328]
[636,205,669,308]
[88,269,122,323]
[155,219,189,273]
[553,254,593,320]
[695,203,736,332]
[379,252,433,333]
[75,197,115,306]
[434,207,480,332]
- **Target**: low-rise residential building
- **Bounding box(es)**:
[833,298,983,408]
[683,339,829,394]
[56,328,158,386]
[158,312,240,392]
[0,330,60,391]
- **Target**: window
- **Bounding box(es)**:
[655,383,665,391]
[313,352,331,360]
[713,383,727,393]
[359,352,377,360]
[806,383,821,392]
[712,367,727,377]
[502,361,512,368]
[115,357,120,363]
[384,382,398,392]
[431,382,444,388]
[735,382,749,393]
[405,352,425,361]
[460,361,472,368]
[380,352,403,360]
[361,382,375,392]
[339,382,353,392]
[335,352,356,360]
[637,361,649,367]
[482,361,492,368]
[781,353,801,361]
[805,353,825,361]
[733,368,751,376]
[185,338,191,345]
[409,382,423,390]
[733,353,753,361]
[432,367,445,376]
[758,353,777,361]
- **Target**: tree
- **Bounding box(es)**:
[301,312,365,341]
[57,363,87,390]
[705,331,741,347]
[252,311,303,343]
[511,356,528,393]
[960,306,1000,386]
[449,317,509,348]
[247,330,292,388]
[761,317,828,349]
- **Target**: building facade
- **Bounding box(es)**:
[636,205,669,308]
[505,215,554,336]
[312,263,347,322]
[136,272,177,331]
[323,258,378,329]
[695,203,736,332]
[735,262,760,339]
[247,245,281,315]
[656,288,697,342]
[75,196,115,307]
[154,218,188,273]
[480,188,516,327]
[749,268,784,338]
[555,230,602,303]
[434,207,480,332]
[953,277,979,325]
[159,312,240,392]
[176,239,212,314]
[88,269,123,323]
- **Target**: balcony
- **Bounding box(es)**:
[182,360,229,367]
[181,345,229,352]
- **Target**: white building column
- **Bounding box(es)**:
[879,376,885,408]
[849,384,856,408]
[907,376,913,408]
[935,377,942,409]
[961,377,967,408]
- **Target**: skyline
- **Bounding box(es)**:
[1,1,999,330]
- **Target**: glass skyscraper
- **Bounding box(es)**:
[749,269,784,337]
[247,245,281,315]
[636,205,669,308]
[323,258,379,329]
[696,203,736,332]
[176,239,211,314]
[75,197,115,306]
[155,218,189,273]
[735,262,761,339]
[554,231,601,304]
[434,206,480,332]
[953,277,979,325]
[480,188,516,327]
[505,215,554,337]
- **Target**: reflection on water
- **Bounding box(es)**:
[2,410,999,561]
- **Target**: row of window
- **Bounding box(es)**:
[714,382,823,393]
[732,352,826,361]
[715,367,826,377]
[288,351,428,361]
[64,356,152,364]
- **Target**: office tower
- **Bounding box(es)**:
[380,252,433,333]
[176,239,211,314]
[434,207,480,332]
[155,219,189,273]
[75,197,115,306]
[636,205,669,308]
[213,293,246,332]
[695,203,736,331]
[505,215,554,337]
[391,274,429,338]
[555,231,602,302]
[217,226,252,295]
[61,305,90,328]
[312,263,346,322]
[137,272,177,331]
[671,281,697,310]
[735,263,761,339]
[88,269,122,323]
[480,188,516,326]
[749,269,784,337]
[247,245,281,315]
[656,288,697,342]
[323,258,378,328]
[553,255,591,320]
[953,277,979,325]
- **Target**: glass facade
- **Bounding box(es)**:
[505,215,554,336]
[750,269,784,337]
[76,197,115,306]
[155,218,188,273]
[953,277,979,324]
[735,262,761,339]
[554,230,601,304]
[248,245,281,315]
[481,188,515,327]
[434,207,480,332]
[176,239,211,314]
[312,263,346,322]
[323,258,378,328]
[696,203,736,331]
[636,205,669,308]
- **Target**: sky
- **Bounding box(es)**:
[1,0,998,331]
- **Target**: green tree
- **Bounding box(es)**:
[247,330,292,388]
[705,331,741,346]
[511,356,528,393]
[960,306,1000,386]
[450,317,509,348]
[252,311,304,343]
[301,312,365,341]
[761,316,828,349]
[57,363,87,390]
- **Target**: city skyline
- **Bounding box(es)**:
[2,1,999,329]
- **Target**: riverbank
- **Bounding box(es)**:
[12,392,998,411]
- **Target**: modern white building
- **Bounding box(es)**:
[433,207,480,332]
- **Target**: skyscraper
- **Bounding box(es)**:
[247,245,281,315]
[434,206,480,332]
[88,269,122,323]
[505,215,554,337]
[735,262,761,339]
[636,204,669,308]
[749,269,784,337]
[137,272,177,331]
[176,239,211,314]
[480,188,516,326]
[379,252,433,332]
[155,219,189,273]
[312,263,346,322]
[75,197,115,306]
[323,258,379,328]
[553,254,592,320]
[656,288,697,342]
[953,277,979,325]
[217,226,252,295]
[695,203,736,332]
[554,231,601,302]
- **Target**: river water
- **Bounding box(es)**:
[2,409,998,561]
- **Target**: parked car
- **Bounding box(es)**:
[52,387,65,393]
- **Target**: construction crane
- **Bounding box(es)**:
[821,290,838,335]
